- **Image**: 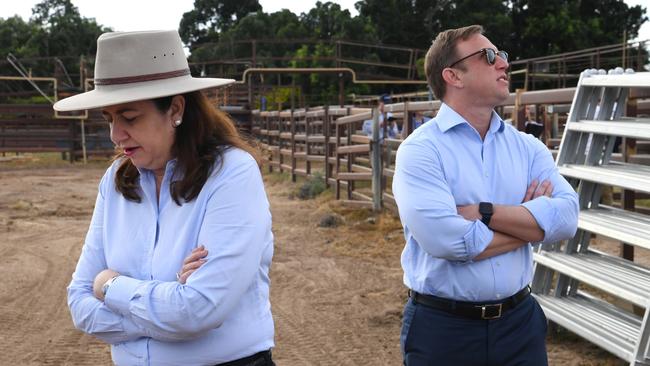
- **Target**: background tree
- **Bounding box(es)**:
[0,0,647,105]
[0,16,40,60]
[0,0,109,98]
[509,0,646,60]
[357,0,645,60]
[356,0,437,48]
[29,0,109,58]
[442,0,513,52]
[179,0,262,48]
[302,1,376,42]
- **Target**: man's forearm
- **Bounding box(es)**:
[490,205,544,243]
[474,231,528,261]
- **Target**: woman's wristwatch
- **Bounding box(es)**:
[101,275,120,297]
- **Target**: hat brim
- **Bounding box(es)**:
[53,76,235,111]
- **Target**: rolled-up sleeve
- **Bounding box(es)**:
[393,139,492,261]
[104,156,271,340]
[67,169,147,344]
[521,138,579,243]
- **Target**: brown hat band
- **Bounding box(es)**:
[94,68,191,86]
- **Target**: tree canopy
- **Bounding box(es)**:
[509,0,647,58]
[0,0,110,84]
[179,0,646,104]
[2,0,646,73]
[182,0,647,79]
[0,0,647,105]
[179,0,262,48]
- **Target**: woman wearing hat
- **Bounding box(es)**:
[58,30,275,365]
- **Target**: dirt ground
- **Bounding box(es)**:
[0,157,633,365]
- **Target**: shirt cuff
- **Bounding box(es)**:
[104,275,142,317]
[462,220,494,261]
[119,313,146,340]
[521,196,554,239]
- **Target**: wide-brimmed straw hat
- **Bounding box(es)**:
[53,30,234,111]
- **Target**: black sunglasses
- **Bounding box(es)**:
[447,48,508,69]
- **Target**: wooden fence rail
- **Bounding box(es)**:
[0,104,112,162]
[253,87,650,212]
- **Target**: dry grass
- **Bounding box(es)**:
[263,170,404,261]
[264,170,632,365]
[0,152,110,171]
[0,162,631,366]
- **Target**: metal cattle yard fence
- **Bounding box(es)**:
[252,73,650,365]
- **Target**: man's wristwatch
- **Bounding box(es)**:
[479,202,494,226]
[101,275,120,297]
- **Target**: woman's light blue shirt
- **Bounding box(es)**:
[393,103,578,302]
[68,148,274,366]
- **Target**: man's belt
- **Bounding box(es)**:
[409,286,531,320]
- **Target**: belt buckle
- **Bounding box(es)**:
[480,304,502,319]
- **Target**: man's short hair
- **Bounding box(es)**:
[424,25,484,100]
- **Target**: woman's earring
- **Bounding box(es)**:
[173,119,182,127]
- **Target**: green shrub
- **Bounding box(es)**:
[298,172,326,199]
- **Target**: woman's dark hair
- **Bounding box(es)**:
[114,90,260,205]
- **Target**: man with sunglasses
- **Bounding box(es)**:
[393,25,578,366]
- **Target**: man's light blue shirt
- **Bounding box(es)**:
[393,103,578,302]
[68,148,274,365]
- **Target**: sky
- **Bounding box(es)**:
[0,0,647,42]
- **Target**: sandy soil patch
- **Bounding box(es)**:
[0,162,629,365]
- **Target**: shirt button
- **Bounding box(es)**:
[496,294,501,298]
[496,262,500,266]
[484,171,488,177]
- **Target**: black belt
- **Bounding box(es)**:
[215,350,274,366]
[409,286,531,320]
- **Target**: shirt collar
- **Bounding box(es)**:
[436,103,505,134]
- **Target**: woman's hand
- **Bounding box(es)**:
[93,269,120,301]
[177,245,208,284]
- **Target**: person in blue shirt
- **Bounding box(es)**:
[54,30,275,366]
[524,105,544,138]
[393,25,578,366]
[412,111,428,130]
[362,111,400,140]
[362,94,402,140]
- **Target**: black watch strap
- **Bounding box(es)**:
[479,202,493,226]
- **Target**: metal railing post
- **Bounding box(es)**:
[371,107,382,211]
